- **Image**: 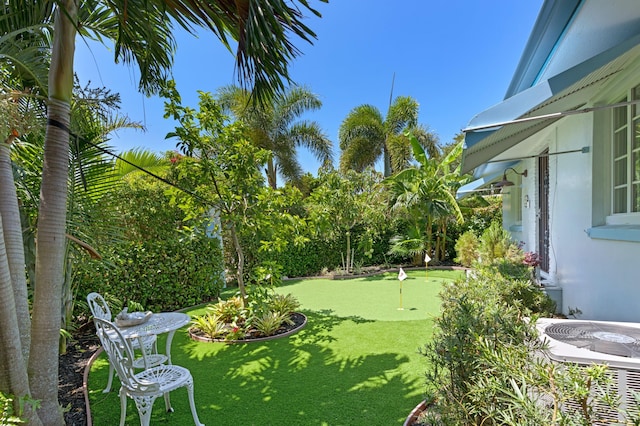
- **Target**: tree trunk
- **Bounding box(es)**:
[425,216,433,260]
[29,98,70,426]
[0,143,31,362]
[440,221,448,261]
[0,222,40,425]
[29,2,77,424]
[345,231,351,273]
[266,158,277,189]
[383,140,392,177]
[229,222,247,305]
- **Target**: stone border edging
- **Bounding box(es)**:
[188,312,307,344]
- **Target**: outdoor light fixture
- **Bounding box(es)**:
[495,167,527,188]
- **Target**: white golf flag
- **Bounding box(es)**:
[398,268,407,281]
[424,253,431,263]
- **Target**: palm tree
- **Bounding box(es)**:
[339,96,438,177]
[217,85,333,188]
[0,1,325,424]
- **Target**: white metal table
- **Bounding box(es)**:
[118,312,190,366]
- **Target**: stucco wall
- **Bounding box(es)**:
[506,113,640,322]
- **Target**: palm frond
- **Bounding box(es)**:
[385,96,418,135]
[115,148,167,178]
[0,1,55,95]
[287,121,333,164]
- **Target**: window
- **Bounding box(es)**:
[612,84,640,214]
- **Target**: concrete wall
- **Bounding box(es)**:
[503,113,640,322]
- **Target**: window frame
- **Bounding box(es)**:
[611,84,640,216]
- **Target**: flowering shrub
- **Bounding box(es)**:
[522,251,540,267]
[225,324,245,341]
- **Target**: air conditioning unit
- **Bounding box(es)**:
[536,318,640,424]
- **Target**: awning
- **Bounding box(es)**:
[456,161,518,199]
[462,33,640,175]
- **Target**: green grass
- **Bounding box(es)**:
[88,269,462,425]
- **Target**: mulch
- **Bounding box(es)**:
[58,326,99,426]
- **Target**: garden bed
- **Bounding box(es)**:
[188,312,307,343]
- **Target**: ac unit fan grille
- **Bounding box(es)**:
[545,321,640,358]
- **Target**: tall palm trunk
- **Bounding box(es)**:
[28,2,76,424]
[425,216,433,261]
[0,142,30,362]
[0,223,39,424]
[266,158,277,189]
[383,141,392,177]
[29,100,70,426]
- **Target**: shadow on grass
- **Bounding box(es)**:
[88,308,427,425]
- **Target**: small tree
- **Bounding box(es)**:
[164,84,307,304]
[306,168,388,273]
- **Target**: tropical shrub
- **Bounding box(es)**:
[1,392,24,425]
[190,313,226,339]
[190,292,301,340]
[453,230,479,267]
[207,296,245,324]
[420,257,632,424]
[446,195,502,261]
[252,311,290,337]
[477,220,514,263]
[268,293,301,316]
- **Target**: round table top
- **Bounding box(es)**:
[118,312,190,339]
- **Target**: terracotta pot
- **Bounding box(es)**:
[403,399,428,426]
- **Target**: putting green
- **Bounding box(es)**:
[278,269,463,322]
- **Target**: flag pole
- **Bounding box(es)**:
[424,253,431,282]
[398,267,407,310]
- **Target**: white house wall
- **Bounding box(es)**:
[507,113,640,321]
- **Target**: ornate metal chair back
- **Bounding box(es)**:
[87,292,112,321]
[93,318,160,393]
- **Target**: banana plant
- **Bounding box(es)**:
[385,132,464,264]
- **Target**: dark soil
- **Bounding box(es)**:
[58,326,100,426]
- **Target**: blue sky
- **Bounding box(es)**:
[74,0,543,175]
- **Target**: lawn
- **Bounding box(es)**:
[87,269,463,425]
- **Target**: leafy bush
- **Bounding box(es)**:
[0,392,38,425]
[75,233,224,313]
[190,313,226,339]
[421,261,633,424]
[224,324,246,341]
[190,292,300,340]
[478,220,513,263]
[268,293,301,316]
[252,311,289,337]
[454,230,478,267]
[207,296,245,324]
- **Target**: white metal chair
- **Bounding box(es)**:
[87,292,166,392]
[93,318,205,426]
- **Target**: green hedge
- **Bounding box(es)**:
[75,234,224,313]
[255,226,405,278]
